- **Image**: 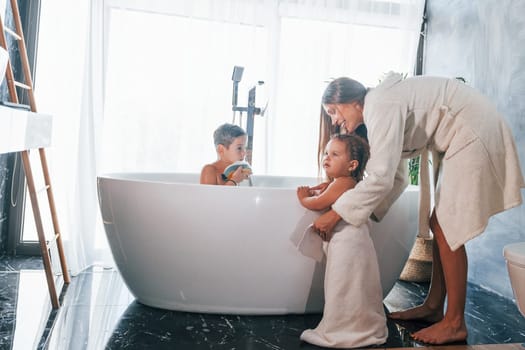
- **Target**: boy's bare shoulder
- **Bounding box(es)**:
[201,161,223,174]
[200,163,221,185]
[201,163,217,172]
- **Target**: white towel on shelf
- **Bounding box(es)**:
[300,222,388,348]
[0,46,8,85]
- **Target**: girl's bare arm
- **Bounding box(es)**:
[298,177,356,211]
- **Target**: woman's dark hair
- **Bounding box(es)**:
[322,77,368,105]
[330,133,370,182]
[317,77,369,172]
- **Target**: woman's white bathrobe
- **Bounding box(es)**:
[333,73,525,251]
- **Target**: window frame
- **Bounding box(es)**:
[6,0,42,256]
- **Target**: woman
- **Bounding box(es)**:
[314,73,524,344]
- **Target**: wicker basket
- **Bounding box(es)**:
[399,236,433,282]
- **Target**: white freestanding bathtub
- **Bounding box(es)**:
[97,173,418,315]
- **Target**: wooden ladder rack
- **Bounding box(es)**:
[0,0,70,309]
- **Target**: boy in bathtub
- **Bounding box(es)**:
[296,133,388,349]
[200,123,252,186]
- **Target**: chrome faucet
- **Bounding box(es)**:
[231,66,265,167]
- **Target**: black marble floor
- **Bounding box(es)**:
[1,255,525,350]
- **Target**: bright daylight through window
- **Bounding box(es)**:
[29,0,424,269]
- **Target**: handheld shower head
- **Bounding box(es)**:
[232,66,244,82]
[232,66,244,108]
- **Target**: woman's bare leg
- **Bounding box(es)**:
[411,212,468,344]
[389,210,446,322]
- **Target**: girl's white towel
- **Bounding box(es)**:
[296,225,324,262]
[300,222,388,348]
[290,211,324,262]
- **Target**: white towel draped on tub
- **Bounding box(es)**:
[300,222,388,349]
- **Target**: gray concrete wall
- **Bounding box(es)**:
[424,0,525,298]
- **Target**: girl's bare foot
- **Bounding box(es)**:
[411,318,467,344]
[388,304,444,323]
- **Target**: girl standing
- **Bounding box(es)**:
[297,134,389,348]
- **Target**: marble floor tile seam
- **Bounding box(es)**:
[0,266,45,273]
[0,270,28,274]
[0,256,44,270]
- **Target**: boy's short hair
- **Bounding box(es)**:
[214,123,246,148]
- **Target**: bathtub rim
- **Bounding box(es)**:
[97,172,420,193]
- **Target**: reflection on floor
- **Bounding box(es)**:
[1,255,524,350]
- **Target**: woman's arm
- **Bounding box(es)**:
[332,101,406,226]
[313,209,341,240]
[372,158,408,221]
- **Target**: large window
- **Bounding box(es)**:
[101,8,269,174]
[99,1,422,177]
[271,16,419,175]
[28,0,424,268]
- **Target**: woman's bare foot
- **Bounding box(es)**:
[411,318,467,344]
[388,304,443,323]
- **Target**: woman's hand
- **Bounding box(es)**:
[313,209,341,241]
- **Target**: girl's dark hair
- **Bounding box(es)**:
[330,133,370,181]
[318,77,369,172]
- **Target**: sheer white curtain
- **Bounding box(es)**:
[34,0,93,274]
[100,0,273,174]
[33,0,424,273]
[270,0,424,175]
